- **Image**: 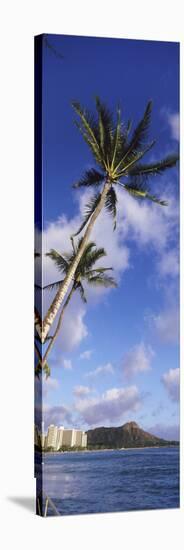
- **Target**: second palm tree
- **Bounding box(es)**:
[36,240,117,376]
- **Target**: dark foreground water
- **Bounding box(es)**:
[41,447,179,516]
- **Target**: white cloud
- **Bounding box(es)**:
[35,376,59,406]
[117,188,178,252]
[167,113,179,141]
[35,378,60,429]
[49,294,88,354]
[43,377,59,391]
[160,108,179,142]
[43,405,73,430]
[75,385,142,426]
[60,302,88,352]
[86,362,114,378]
[145,278,179,346]
[73,385,92,397]
[151,307,179,344]
[121,342,154,379]
[63,358,72,370]
[162,368,180,402]
[80,349,93,360]
[158,248,179,278]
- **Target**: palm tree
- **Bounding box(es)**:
[41,97,179,342]
[36,240,117,374]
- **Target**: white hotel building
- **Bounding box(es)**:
[56,426,64,450]
[46,424,58,449]
[40,425,88,450]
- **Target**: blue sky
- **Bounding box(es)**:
[37,34,179,440]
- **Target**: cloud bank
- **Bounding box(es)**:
[75,385,142,426]
[167,112,179,141]
[73,385,92,397]
[162,368,179,402]
[86,362,114,378]
[121,342,154,379]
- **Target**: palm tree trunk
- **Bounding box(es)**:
[35,307,42,339]
[41,178,111,342]
[40,286,74,368]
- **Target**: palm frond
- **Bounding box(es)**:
[43,279,64,291]
[105,187,117,229]
[95,96,114,161]
[128,100,153,149]
[126,119,132,135]
[35,363,42,379]
[43,362,51,379]
[87,274,117,288]
[73,168,104,189]
[75,242,97,275]
[123,183,168,206]
[46,250,69,273]
[71,193,101,238]
[35,361,50,379]
[119,140,156,174]
[81,247,107,271]
[111,107,122,168]
[145,194,168,206]
[115,101,153,171]
[112,109,135,168]
[128,154,179,179]
[75,121,102,165]
[76,239,96,255]
[85,267,113,276]
[79,239,96,254]
[72,101,99,144]
[72,101,102,164]
[76,282,87,303]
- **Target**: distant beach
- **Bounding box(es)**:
[42,443,179,455]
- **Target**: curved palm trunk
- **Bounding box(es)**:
[42,286,74,367]
[41,179,111,342]
[35,286,74,372]
[35,307,42,339]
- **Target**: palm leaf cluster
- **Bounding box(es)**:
[35,361,50,379]
[72,97,178,231]
[46,239,117,302]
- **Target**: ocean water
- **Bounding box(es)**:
[41,447,179,516]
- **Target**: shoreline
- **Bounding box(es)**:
[41,444,179,455]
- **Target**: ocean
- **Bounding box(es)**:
[41,447,179,516]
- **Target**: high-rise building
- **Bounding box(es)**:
[81,432,87,448]
[62,429,76,447]
[75,430,82,446]
[46,424,58,449]
[42,424,88,450]
[74,430,88,447]
[56,426,64,450]
[74,430,86,447]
